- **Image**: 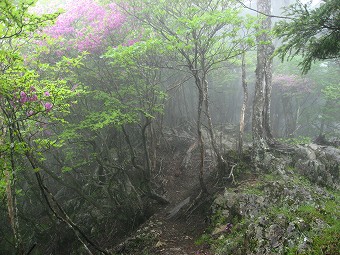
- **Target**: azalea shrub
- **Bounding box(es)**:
[34,0,128,55]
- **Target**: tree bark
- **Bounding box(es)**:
[1,121,23,255]
[263,43,275,142]
[196,83,208,194]
[252,0,273,169]
[238,52,248,156]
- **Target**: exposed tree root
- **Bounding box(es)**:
[147,191,170,205]
[228,164,237,185]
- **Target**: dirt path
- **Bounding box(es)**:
[115,150,215,255]
[143,169,214,255]
[146,212,210,255]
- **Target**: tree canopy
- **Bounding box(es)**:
[275,0,340,74]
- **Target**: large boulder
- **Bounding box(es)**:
[294,144,340,189]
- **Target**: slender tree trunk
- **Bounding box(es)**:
[263,43,275,142]
[1,122,23,255]
[9,115,110,254]
[238,52,248,156]
[197,84,208,194]
[203,78,224,164]
[26,153,107,255]
[252,0,273,168]
[149,123,157,171]
[4,168,23,255]
[141,119,152,183]
[122,126,169,204]
[182,84,190,119]
[194,72,226,192]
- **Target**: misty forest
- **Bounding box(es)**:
[1,0,339,254]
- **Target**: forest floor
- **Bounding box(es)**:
[112,135,340,255]
[143,166,215,255]
[114,139,221,255]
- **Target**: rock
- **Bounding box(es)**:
[294,144,340,189]
[286,222,297,238]
[214,194,227,207]
[314,218,327,229]
[297,236,311,253]
[221,209,230,218]
[276,214,287,226]
[166,196,190,219]
[258,216,269,227]
[295,218,309,231]
[155,241,166,248]
[209,165,340,255]
[266,224,284,248]
[295,145,313,160]
[212,223,233,236]
[307,143,319,151]
[223,190,238,208]
[255,225,264,241]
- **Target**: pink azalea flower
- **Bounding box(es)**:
[44,102,53,112]
[42,0,127,53]
[30,94,38,102]
[20,91,28,104]
[27,110,34,117]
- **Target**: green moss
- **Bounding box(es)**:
[285,221,340,255]
[268,205,295,221]
[263,174,278,182]
[209,172,340,254]
[296,204,324,222]
[240,182,265,196]
[277,136,312,145]
[211,208,228,226]
[286,190,340,254]
[195,233,213,246]
[297,192,339,223]
[285,246,300,255]
[312,221,340,255]
[290,174,313,188]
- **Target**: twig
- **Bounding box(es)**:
[26,243,36,255]
[236,0,294,20]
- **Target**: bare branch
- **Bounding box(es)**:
[236,0,294,20]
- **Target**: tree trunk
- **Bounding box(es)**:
[252,0,273,169]
[263,43,274,142]
[1,122,23,255]
[197,84,208,194]
[26,153,108,255]
[122,126,169,204]
[238,52,248,156]
[203,78,225,164]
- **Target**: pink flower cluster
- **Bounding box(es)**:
[18,87,53,116]
[44,0,126,53]
[273,74,312,93]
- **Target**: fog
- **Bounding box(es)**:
[1,0,339,254]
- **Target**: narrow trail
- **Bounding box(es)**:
[145,168,213,255]
[112,129,238,255]
[115,149,216,255]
